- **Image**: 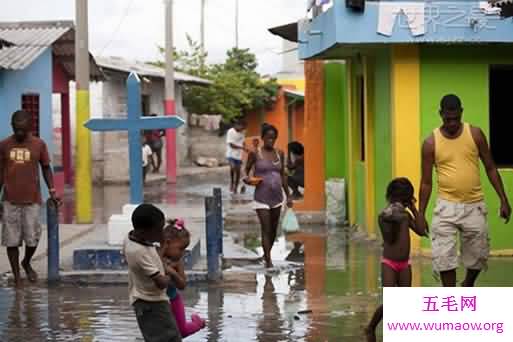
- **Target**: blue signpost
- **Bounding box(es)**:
[85,73,185,204]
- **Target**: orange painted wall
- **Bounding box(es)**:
[264,88,289,153]
[243,87,305,160]
[296,60,326,212]
[245,109,261,137]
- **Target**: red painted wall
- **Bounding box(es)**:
[53,61,69,94]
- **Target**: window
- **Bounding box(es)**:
[489,66,513,167]
[21,94,40,137]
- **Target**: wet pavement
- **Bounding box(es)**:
[58,173,253,224]
[13,173,511,341]
[2,224,513,341]
[0,233,375,342]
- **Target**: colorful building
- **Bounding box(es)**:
[244,87,305,157]
[291,0,513,254]
[72,56,210,184]
[0,21,101,195]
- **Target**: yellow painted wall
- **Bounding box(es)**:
[277,79,305,91]
[346,59,357,224]
[391,45,421,254]
[364,58,376,238]
[75,90,92,223]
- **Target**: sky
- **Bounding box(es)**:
[0,0,306,75]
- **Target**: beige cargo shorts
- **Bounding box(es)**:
[1,202,42,248]
[431,199,489,273]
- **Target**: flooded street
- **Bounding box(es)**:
[2,225,513,341]
[57,174,251,225]
[24,176,513,341]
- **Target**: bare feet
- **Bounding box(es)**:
[365,327,376,342]
[265,260,274,269]
[21,260,38,283]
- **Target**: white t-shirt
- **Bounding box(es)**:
[226,127,245,160]
[142,144,153,167]
[123,235,168,305]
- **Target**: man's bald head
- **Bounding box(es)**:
[11,110,32,142]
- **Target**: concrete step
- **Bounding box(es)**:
[73,237,201,271]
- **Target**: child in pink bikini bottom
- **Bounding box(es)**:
[382,258,411,273]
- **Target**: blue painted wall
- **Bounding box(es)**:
[0,48,54,200]
[300,0,513,59]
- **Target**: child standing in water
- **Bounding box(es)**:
[161,219,206,338]
[366,178,428,342]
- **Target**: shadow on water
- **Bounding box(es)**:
[3,225,513,341]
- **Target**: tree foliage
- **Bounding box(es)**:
[153,36,279,121]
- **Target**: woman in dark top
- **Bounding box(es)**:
[244,124,292,268]
[287,141,304,199]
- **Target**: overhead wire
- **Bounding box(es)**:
[98,0,136,56]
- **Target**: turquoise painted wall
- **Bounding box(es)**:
[324,62,347,180]
[420,45,513,250]
[0,48,53,201]
[373,49,392,225]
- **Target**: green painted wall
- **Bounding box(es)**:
[325,62,347,180]
[348,57,367,227]
[373,49,393,225]
[420,45,513,250]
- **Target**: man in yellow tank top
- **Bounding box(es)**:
[419,94,511,287]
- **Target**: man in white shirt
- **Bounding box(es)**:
[226,119,247,194]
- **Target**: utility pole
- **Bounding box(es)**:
[200,0,206,54]
[235,0,239,48]
[75,0,93,223]
[164,0,178,183]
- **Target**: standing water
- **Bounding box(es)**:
[2,227,513,341]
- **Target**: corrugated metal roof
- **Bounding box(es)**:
[0,20,103,80]
[95,56,212,85]
[0,38,14,49]
[0,21,72,70]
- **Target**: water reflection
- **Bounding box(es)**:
[58,178,252,224]
[257,276,286,342]
[1,227,513,341]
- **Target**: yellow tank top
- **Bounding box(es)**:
[434,123,483,203]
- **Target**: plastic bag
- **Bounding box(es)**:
[281,209,299,233]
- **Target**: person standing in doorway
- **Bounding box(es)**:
[226,119,247,194]
[287,141,305,200]
[0,110,60,287]
[418,94,511,287]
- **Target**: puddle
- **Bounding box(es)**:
[2,226,513,341]
[58,177,249,224]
